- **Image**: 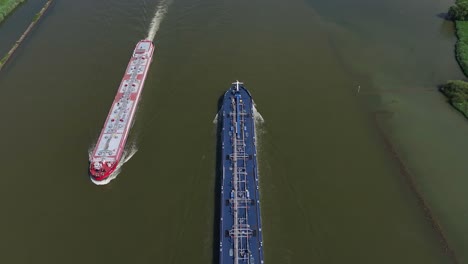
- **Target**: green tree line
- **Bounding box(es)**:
[442,0,468,118]
[442,80,468,117]
[449,0,468,21]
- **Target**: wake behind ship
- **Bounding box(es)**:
[89,40,154,185]
[219,81,265,264]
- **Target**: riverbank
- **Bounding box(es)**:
[441,80,468,117]
[442,2,468,117]
[0,0,52,71]
[0,0,25,24]
[455,21,468,77]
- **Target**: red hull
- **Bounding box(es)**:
[89,40,155,184]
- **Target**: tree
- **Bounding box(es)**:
[449,0,468,21]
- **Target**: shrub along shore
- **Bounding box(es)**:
[442,0,468,117]
[0,0,25,24]
[441,80,468,117]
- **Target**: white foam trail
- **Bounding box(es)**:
[253,103,265,123]
[89,142,139,185]
[213,112,218,124]
[122,142,139,163]
[88,143,96,160]
[253,103,264,182]
[146,0,172,41]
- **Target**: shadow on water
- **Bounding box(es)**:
[212,93,225,264]
[436,12,450,21]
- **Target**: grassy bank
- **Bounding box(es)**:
[0,0,52,70]
[455,21,468,77]
[443,1,468,117]
[0,0,25,24]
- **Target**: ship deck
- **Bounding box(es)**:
[219,82,265,264]
[91,40,154,165]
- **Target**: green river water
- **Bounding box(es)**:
[0,0,466,263]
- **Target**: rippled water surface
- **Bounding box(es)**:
[0,0,465,263]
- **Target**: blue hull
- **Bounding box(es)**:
[219,82,265,264]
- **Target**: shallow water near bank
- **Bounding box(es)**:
[0,0,464,263]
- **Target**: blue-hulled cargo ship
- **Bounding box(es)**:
[218,81,265,264]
